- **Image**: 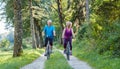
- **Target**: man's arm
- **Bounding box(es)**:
[42,31,45,36]
[53,31,56,36]
[53,26,56,36]
[42,26,46,36]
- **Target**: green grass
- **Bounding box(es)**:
[73,40,120,69]
[44,51,73,69]
[54,43,64,50]
[0,48,44,69]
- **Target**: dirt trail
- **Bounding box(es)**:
[59,50,92,69]
[20,54,46,69]
[20,49,92,69]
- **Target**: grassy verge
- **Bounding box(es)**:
[44,51,73,69]
[54,42,64,50]
[0,48,44,69]
[73,40,120,69]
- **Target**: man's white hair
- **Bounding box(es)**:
[47,20,52,23]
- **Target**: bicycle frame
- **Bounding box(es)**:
[46,41,51,60]
[66,41,70,60]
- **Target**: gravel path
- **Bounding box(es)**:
[59,50,92,69]
[20,50,92,69]
[20,53,46,69]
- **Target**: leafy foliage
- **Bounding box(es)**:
[0,0,120,58]
[77,0,120,57]
[0,39,10,48]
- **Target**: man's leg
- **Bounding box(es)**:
[44,37,48,56]
[49,38,53,53]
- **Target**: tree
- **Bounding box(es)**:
[70,0,86,35]
[57,0,64,29]
[13,0,23,57]
[57,0,64,44]
[29,0,37,49]
[31,1,48,48]
[86,0,89,23]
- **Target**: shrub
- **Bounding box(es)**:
[0,39,10,48]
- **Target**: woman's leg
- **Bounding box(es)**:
[69,38,72,55]
[64,38,67,50]
[69,38,72,51]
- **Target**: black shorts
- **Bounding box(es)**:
[44,37,53,47]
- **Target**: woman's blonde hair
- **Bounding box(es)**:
[66,21,72,28]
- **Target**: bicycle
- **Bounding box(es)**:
[66,41,70,60]
[46,40,51,60]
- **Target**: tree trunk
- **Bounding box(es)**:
[13,0,23,57]
[34,18,40,48]
[67,0,71,10]
[29,0,37,49]
[38,24,44,48]
[86,0,89,23]
[31,17,44,48]
[72,0,86,34]
[34,19,44,48]
[72,0,86,24]
[57,0,64,29]
[57,0,64,44]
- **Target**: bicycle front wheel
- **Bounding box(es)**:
[66,49,70,60]
[47,52,50,60]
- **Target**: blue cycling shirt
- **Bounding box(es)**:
[43,25,55,38]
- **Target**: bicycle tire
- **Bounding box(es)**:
[47,52,50,59]
[46,44,50,60]
[66,42,70,60]
[66,52,70,60]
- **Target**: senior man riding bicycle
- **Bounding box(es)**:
[42,20,56,56]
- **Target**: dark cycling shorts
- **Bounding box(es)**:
[63,38,72,50]
[44,37,53,47]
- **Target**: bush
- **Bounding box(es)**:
[96,20,120,57]
[0,39,10,48]
[77,19,120,57]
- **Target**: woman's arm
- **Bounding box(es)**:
[71,28,75,38]
[62,28,65,38]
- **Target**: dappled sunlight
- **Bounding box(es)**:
[23,48,44,56]
[96,24,103,30]
[0,51,12,56]
[0,50,13,62]
[0,55,12,63]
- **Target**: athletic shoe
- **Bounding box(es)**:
[44,52,47,56]
[70,51,72,55]
[63,50,66,54]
